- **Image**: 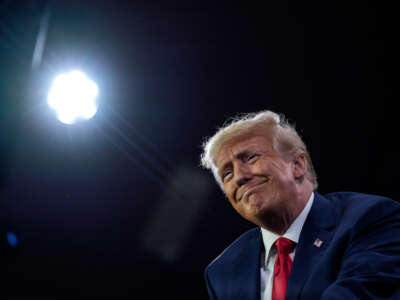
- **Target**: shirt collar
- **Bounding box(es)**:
[261,192,314,264]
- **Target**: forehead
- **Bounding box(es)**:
[215,133,274,168]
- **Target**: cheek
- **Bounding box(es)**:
[224,185,235,202]
[269,160,286,172]
[256,159,276,173]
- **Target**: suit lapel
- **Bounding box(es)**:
[230,229,263,300]
[286,193,337,299]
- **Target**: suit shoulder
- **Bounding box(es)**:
[206,227,260,272]
[323,191,399,209]
[322,191,400,226]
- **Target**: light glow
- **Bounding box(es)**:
[47,70,98,124]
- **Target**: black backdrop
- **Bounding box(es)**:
[1,1,399,299]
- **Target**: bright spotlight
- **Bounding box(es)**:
[47,70,98,124]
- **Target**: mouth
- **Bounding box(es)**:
[237,178,269,201]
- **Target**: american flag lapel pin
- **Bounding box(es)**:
[313,238,324,248]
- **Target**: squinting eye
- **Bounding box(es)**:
[222,170,232,181]
[248,154,258,162]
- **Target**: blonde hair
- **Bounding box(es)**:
[200,110,318,189]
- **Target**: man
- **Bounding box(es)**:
[200,110,400,300]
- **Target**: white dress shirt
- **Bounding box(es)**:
[260,192,314,300]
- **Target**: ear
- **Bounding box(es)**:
[293,153,307,179]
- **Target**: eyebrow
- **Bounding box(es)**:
[218,149,252,177]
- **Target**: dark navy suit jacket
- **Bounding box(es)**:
[205,192,400,299]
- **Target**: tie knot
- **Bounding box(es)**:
[275,237,296,256]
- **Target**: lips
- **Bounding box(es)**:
[237,178,269,201]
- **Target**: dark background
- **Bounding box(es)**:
[0,0,398,299]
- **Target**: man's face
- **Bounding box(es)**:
[216,133,301,228]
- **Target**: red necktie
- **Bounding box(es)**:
[272,237,296,300]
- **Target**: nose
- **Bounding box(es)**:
[234,162,252,186]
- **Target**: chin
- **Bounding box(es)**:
[244,205,270,225]
[247,194,270,211]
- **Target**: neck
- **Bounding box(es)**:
[260,182,313,235]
